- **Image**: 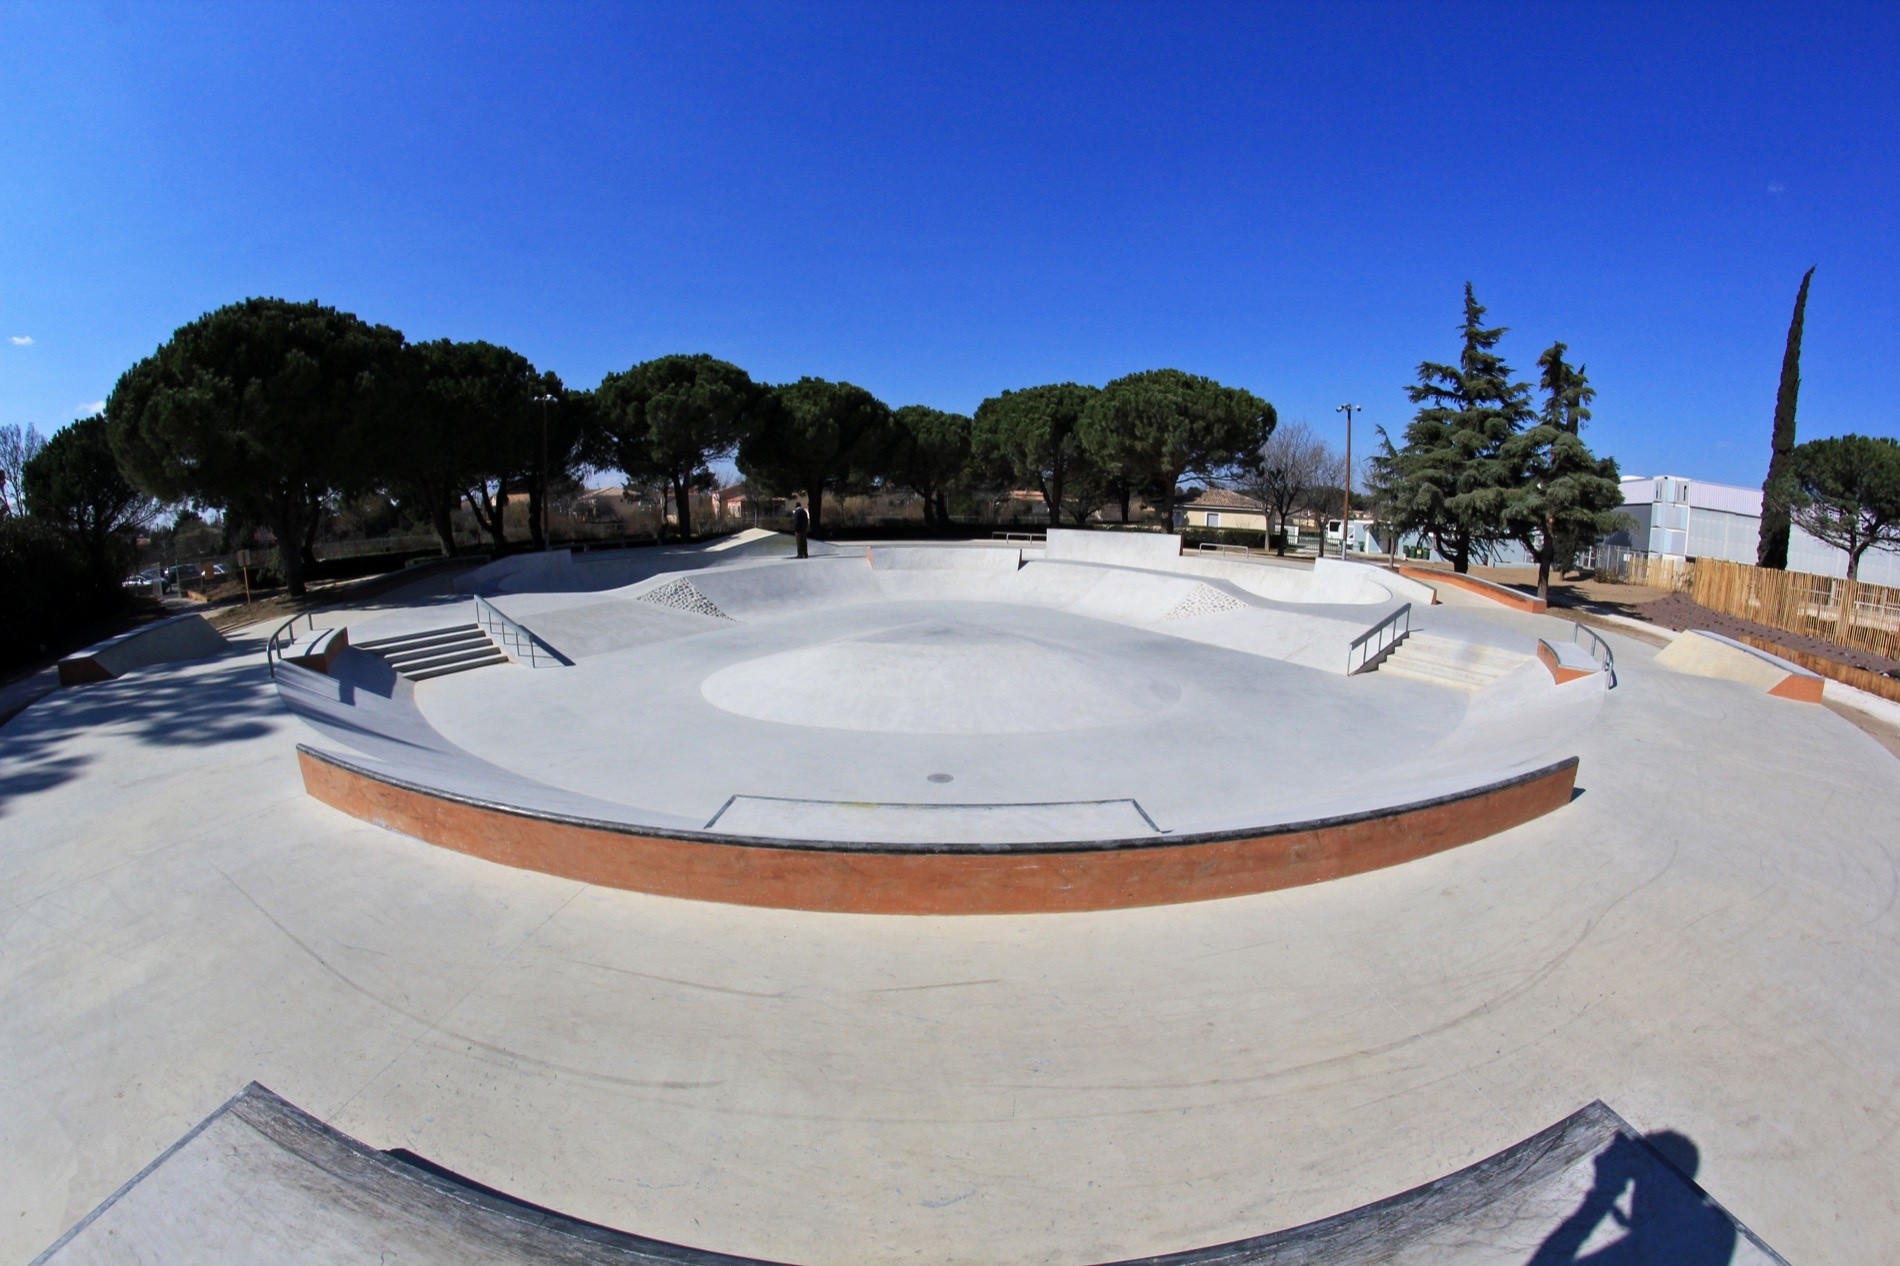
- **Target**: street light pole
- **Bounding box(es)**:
[534,393,557,551]
[1335,403,1359,560]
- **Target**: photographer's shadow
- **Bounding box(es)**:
[1529,1131,1737,1264]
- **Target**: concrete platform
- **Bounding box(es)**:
[3,537,1898,1262]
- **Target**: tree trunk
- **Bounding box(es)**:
[1536,508,1556,601]
[920,490,937,531]
[935,490,950,528]
[465,483,509,551]
[1158,477,1179,536]
[300,505,321,578]
[527,481,546,551]
[429,493,457,557]
[673,474,693,542]
[808,486,824,535]
[272,504,308,598]
[1047,470,1064,529]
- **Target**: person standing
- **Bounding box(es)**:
[791,500,810,559]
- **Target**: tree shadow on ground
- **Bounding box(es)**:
[1527,1131,1741,1265]
[0,650,280,819]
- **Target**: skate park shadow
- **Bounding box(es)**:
[1527,1130,1741,1265]
[0,649,278,819]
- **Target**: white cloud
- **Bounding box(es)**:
[8,335,31,346]
[76,400,105,417]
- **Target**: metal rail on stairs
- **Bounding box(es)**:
[1347,603,1412,675]
[472,595,566,668]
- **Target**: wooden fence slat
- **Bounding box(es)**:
[1689,557,1900,661]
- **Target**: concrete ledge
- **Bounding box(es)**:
[1045,527,1182,567]
[1537,638,1600,685]
[1655,630,1825,703]
[298,746,1579,915]
[56,613,228,686]
[34,1083,1785,1264]
[1396,565,1548,613]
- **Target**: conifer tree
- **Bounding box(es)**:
[1503,343,1626,599]
[1376,285,1532,573]
[1758,267,1815,570]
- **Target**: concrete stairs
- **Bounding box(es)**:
[353,624,509,681]
[1374,633,1530,690]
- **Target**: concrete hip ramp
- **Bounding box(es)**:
[33,1084,1786,1265]
[57,613,228,685]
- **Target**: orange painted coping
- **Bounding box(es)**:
[1537,640,1597,685]
[1766,673,1825,703]
[1396,565,1548,613]
[298,747,1580,915]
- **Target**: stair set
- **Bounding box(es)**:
[1370,632,1530,690]
[353,624,509,681]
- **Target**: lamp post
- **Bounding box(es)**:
[1335,403,1359,560]
[533,393,557,550]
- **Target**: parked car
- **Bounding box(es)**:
[122,569,163,591]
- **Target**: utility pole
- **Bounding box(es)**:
[1335,403,1359,560]
[534,393,557,550]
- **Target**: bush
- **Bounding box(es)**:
[1179,525,1267,550]
[0,517,125,668]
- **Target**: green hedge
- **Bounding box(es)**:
[0,517,126,669]
[1179,525,1268,550]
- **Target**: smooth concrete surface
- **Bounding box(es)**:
[4,542,1899,1263]
[1656,629,1827,702]
[1044,527,1182,567]
[55,612,229,685]
[308,589,1597,843]
[704,793,1159,844]
[34,1085,1785,1264]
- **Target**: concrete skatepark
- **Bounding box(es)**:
[6,530,1898,1260]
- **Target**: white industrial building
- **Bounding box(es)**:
[1609,474,1900,587]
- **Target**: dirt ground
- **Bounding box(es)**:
[1467,564,1900,677]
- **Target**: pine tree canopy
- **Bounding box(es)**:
[1373,284,1533,573]
[1501,343,1626,596]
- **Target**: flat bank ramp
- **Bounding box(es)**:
[38,1087,1784,1265]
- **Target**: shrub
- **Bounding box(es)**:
[0,517,124,668]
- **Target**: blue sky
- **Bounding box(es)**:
[1,1,1894,490]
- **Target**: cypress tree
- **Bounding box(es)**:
[1757,267,1815,570]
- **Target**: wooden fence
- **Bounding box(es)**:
[1692,558,1900,661]
[1600,550,1694,593]
[1735,634,1900,706]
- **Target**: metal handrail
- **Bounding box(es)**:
[473,594,562,668]
[1572,622,1618,688]
[1347,602,1412,675]
[264,611,319,679]
[991,531,1046,542]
